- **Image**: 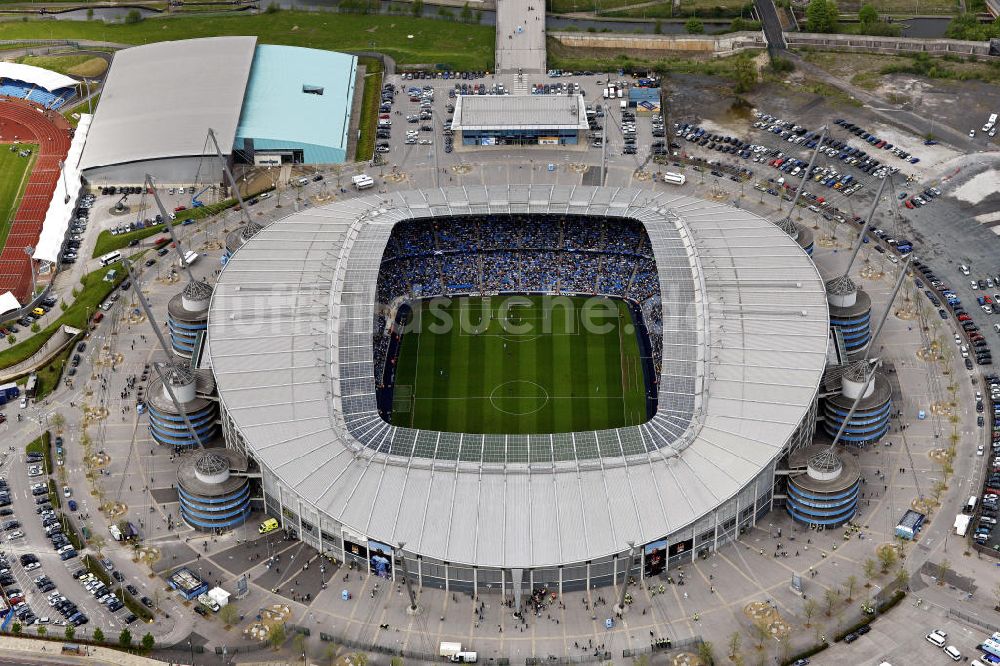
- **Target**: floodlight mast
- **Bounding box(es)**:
[778,125,826,223]
[207,128,252,227]
[842,175,889,279]
[144,174,196,285]
[825,359,880,452]
[123,258,206,449]
[863,253,912,361]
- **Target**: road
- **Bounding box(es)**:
[754,0,786,49]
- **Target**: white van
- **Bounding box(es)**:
[295,177,309,187]
[925,630,946,648]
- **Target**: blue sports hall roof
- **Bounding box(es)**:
[235,45,357,164]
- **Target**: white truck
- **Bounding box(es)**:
[662,172,686,186]
[352,174,374,190]
[954,513,971,537]
[178,250,199,267]
[197,592,220,612]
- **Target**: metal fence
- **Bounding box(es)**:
[948,607,1000,635]
[623,635,704,659]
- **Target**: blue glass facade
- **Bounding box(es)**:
[822,397,892,445]
[786,478,860,527]
[830,309,871,353]
[168,315,207,358]
[178,483,251,530]
[461,129,579,146]
[147,401,219,448]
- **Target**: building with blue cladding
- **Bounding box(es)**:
[234,45,357,165]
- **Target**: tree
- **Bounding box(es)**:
[654,19,663,34]
[697,640,715,665]
[805,0,839,33]
[124,9,143,24]
[858,2,878,25]
[86,7,93,19]
[60,301,67,311]
[119,628,132,647]
[142,632,155,651]
[685,18,705,34]
[50,412,65,433]
[30,323,40,333]
[93,627,105,643]
[268,623,286,649]
[65,626,75,641]
[36,626,46,637]
[844,575,858,602]
[733,57,756,93]
[6,334,14,344]
[728,631,742,658]
[750,619,769,650]
[823,588,840,616]
[460,2,473,22]
[219,603,240,626]
[803,597,818,627]
[292,632,307,660]
[324,644,340,665]
[352,652,369,666]
[863,558,877,587]
[410,0,423,16]
[896,568,910,587]
[937,559,951,585]
[878,546,897,573]
[390,658,404,666]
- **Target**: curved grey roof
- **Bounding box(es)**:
[80,37,256,172]
[208,186,830,568]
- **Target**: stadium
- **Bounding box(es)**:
[207,185,830,592]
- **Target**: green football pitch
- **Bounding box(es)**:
[390,295,649,434]
[0,146,37,252]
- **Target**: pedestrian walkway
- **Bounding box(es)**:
[495,0,546,73]
[0,636,163,665]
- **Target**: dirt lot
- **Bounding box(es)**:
[802,51,1000,139]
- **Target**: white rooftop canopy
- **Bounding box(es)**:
[0,62,77,92]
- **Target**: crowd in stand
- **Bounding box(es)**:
[373,215,664,383]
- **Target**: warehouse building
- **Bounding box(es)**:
[79,37,357,185]
[451,95,589,147]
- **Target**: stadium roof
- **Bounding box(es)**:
[208,186,830,568]
[452,94,589,131]
[234,45,357,163]
[79,37,257,173]
[0,62,77,92]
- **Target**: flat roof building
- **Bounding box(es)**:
[451,94,589,147]
[80,36,257,185]
[234,45,358,166]
[80,38,358,185]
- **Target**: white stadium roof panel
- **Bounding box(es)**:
[209,186,829,568]
[0,62,76,92]
[79,36,256,173]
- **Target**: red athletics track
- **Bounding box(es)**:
[0,97,73,304]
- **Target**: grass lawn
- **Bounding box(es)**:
[0,146,37,253]
[0,258,127,371]
[34,342,74,401]
[25,431,52,473]
[16,54,107,77]
[0,11,495,70]
[355,57,383,162]
[63,94,100,128]
[91,198,236,258]
[391,295,648,435]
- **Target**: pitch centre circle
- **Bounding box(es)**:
[489,380,550,416]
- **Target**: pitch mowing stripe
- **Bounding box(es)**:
[568,311,591,432]
[542,302,565,435]
[429,305,453,430]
